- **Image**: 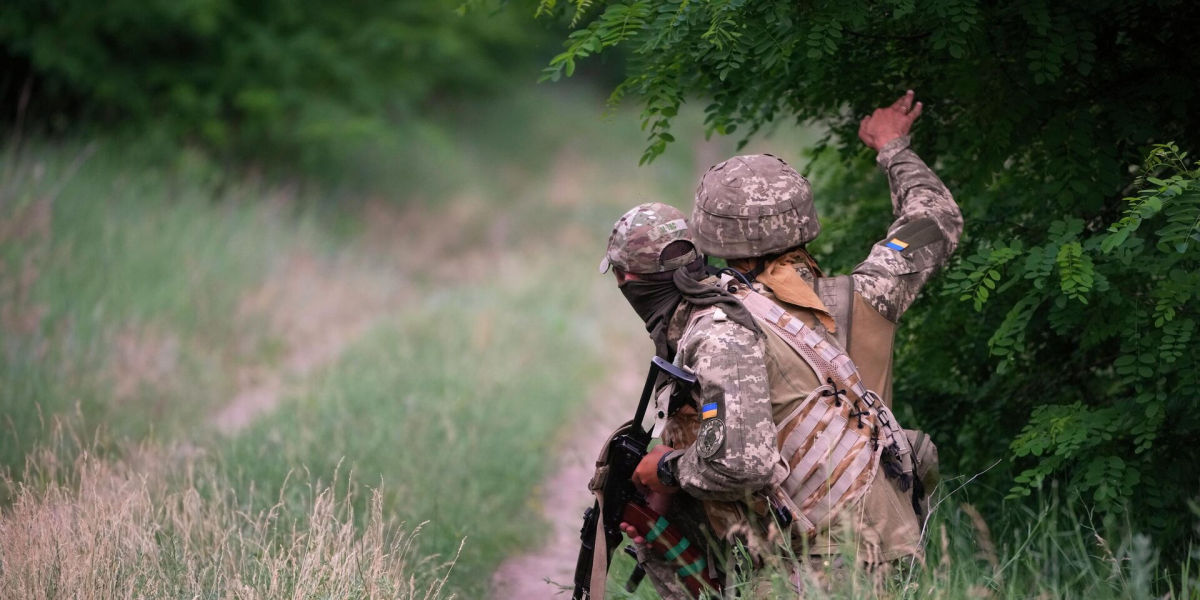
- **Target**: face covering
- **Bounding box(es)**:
[618,259,763,360]
[620,278,682,359]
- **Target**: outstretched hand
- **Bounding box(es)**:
[858,90,923,152]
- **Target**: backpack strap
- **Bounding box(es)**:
[734,287,915,489]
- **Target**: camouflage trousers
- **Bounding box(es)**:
[633,484,924,599]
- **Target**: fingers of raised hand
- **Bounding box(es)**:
[889,90,915,112]
[907,101,923,122]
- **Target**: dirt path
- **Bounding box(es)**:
[209,250,404,434]
[208,194,505,435]
[487,136,730,599]
[489,328,644,599]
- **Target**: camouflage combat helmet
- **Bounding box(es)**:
[599,202,699,274]
[692,154,819,259]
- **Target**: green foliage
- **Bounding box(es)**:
[0,0,548,161]
[944,240,1022,312]
[991,145,1199,513]
[541,0,1200,556]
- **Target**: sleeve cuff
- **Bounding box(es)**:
[876,135,912,170]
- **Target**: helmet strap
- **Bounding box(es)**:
[726,256,771,282]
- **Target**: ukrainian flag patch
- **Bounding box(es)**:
[701,402,719,420]
[883,238,909,252]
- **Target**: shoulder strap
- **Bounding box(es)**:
[738,288,868,401]
[815,275,854,350]
[735,287,914,477]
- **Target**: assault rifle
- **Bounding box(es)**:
[572,356,716,599]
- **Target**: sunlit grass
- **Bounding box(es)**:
[0,426,455,600]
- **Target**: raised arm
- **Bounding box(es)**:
[852,92,964,322]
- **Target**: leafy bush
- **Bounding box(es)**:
[946,144,1199,525]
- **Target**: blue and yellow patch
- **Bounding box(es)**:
[701,402,719,420]
[883,238,909,252]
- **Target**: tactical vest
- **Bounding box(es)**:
[662,275,929,562]
[812,276,935,561]
[814,275,897,409]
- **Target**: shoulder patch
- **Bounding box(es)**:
[882,217,942,258]
[696,418,725,458]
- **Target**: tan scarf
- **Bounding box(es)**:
[733,249,837,333]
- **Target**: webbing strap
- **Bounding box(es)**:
[737,288,913,474]
[589,491,607,599]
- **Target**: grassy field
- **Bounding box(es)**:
[0,85,739,597]
[1,84,1195,599]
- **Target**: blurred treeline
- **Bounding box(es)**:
[0,0,586,175]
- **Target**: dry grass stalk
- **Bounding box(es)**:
[937,523,951,585]
[0,444,457,599]
[1094,531,1125,584]
[961,503,1000,586]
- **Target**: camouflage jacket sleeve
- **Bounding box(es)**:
[851,135,964,322]
[672,313,789,500]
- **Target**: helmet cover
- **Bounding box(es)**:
[692,154,819,259]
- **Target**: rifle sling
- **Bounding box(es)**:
[590,490,608,598]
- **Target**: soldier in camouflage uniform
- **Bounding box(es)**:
[600,201,769,599]
[602,91,961,598]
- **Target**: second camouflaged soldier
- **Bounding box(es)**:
[601,200,779,599]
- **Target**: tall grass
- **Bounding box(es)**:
[0,425,455,599]
[1,84,746,597]
[218,235,626,597]
[606,483,1200,599]
[0,141,333,469]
